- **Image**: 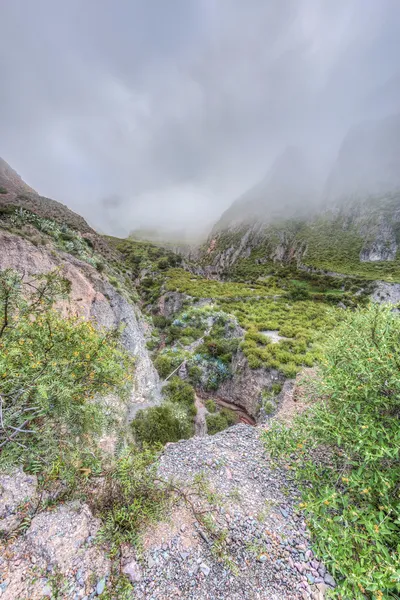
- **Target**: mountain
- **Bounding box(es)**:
[325,113,400,204]
[202,114,400,284]
[215,146,319,230]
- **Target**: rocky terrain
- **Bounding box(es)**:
[0,398,334,600]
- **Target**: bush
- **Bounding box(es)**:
[205,399,217,413]
[131,403,194,445]
[94,445,168,553]
[0,187,7,194]
[263,304,400,599]
[0,269,133,471]
[154,349,186,379]
[206,408,238,435]
[152,315,169,329]
[163,377,196,415]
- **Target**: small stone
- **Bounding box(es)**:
[200,563,211,577]
[180,524,186,532]
[96,578,106,595]
[324,573,336,588]
[258,555,268,563]
[280,508,289,519]
[307,573,315,584]
[42,586,52,597]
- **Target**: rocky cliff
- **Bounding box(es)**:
[0,217,160,415]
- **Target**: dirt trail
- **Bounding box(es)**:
[194,394,207,436]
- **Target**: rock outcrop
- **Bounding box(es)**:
[216,351,284,419]
[0,229,160,412]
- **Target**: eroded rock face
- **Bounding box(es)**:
[0,230,160,410]
[1,501,110,600]
[0,469,38,535]
[158,291,188,318]
[216,351,284,419]
[372,280,400,304]
[359,218,398,262]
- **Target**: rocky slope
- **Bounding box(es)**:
[0,215,160,416]
[1,386,334,600]
[0,158,94,233]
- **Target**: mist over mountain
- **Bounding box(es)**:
[216,146,319,229]
[215,112,400,231]
[325,113,400,205]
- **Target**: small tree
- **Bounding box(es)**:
[0,269,133,471]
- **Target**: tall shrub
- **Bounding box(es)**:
[0,269,133,470]
[264,304,400,599]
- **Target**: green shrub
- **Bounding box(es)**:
[154,349,186,379]
[163,377,196,416]
[0,187,7,194]
[205,399,217,413]
[131,403,194,445]
[94,445,168,553]
[263,304,400,599]
[0,269,133,471]
[153,315,169,329]
[206,408,238,435]
[271,382,283,395]
[263,400,275,415]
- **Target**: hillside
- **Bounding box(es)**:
[0,158,94,233]
[0,158,399,599]
[203,114,400,286]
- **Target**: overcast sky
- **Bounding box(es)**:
[1,0,399,238]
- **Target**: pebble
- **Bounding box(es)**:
[96,578,106,595]
[324,573,336,588]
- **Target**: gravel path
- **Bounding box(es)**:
[129,424,335,600]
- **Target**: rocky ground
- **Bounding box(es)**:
[0,412,335,599]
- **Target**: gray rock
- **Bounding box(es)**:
[96,578,106,595]
[324,573,336,588]
[42,585,52,597]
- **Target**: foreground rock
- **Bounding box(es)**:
[0,500,110,599]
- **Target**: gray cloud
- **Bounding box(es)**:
[0,0,399,238]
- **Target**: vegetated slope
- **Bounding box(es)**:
[202,114,400,283]
[0,157,94,233]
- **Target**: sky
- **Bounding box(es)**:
[0,0,400,238]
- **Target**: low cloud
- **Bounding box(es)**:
[0,0,399,237]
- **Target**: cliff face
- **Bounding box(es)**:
[0,222,160,414]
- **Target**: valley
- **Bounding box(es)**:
[0,157,399,600]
